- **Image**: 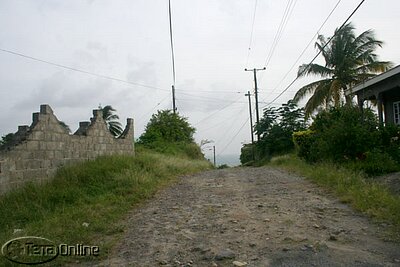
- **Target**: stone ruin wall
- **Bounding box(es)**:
[0,104,134,195]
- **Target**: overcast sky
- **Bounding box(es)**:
[0,0,399,162]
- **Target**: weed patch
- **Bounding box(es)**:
[0,150,211,265]
[270,154,400,238]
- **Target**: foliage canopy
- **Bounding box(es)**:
[294,22,392,117]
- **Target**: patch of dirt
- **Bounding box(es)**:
[94,167,400,266]
[375,172,400,196]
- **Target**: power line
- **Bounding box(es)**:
[0,47,170,92]
[263,0,342,100]
[217,116,249,156]
[263,0,297,69]
[264,0,365,107]
[177,97,247,105]
[136,93,171,124]
[215,105,248,145]
[178,91,244,103]
[245,0,259,68]
[177,89,244,94]
[194,94,243,126]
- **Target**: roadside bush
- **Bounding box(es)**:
[240,143,255,165]
[137,141,203,160]
[379,124,400,163]
[310,106,380,162]
[293,106,400,175]
[346,149,399,175]
[139,110,195,144]
[138,109,204,160]
[241,100,306,165]
[217,164,229,169]
[292,130,316,162]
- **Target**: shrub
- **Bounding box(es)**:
[240,143,255,165]
[217,164,229,169]
[379,124,400,163]
[346,149,400,175]
[243,100,306,164]
[294,106,400,175]
[139,110,195,144]
[309,106,380,162]
[137,141,204,160]
[292,130,316,162]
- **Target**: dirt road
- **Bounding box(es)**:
[99,167,400,266]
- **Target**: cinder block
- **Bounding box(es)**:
[31,131,44,140]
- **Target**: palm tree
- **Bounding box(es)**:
[100,105,123,137]
[294,22,392,117]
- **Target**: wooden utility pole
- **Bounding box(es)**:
[245,91,254,145]
[213,145,216,166]
[172,85,176,113]
[245,67,265,140]
[245,91,255,161]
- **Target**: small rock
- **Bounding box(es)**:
[263,218,271,222]
[329,234,338,241]
[215,249,236,260]
[249,243,256,248]
[13,229,23,234]
[394,258,400,263]
[211,262,218,267]
[159,260,168,265]
[313,224,320,229]
[233,261,248,266]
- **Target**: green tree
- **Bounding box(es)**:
[250,100,306,161]
[294,22,392,117]
[100,105,123,137]
[0,133,15,147]
[139,110,195,145]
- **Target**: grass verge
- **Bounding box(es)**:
[0,149,211,266]
[269,154,400,239]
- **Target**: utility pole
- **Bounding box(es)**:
[245,91,255,161]
[245,67,265,141]
[245,91,254,145]
[169,0,177,114]
[172,85,176,113]
[213,145,216,166]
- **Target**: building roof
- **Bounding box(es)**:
[346,65,400,96]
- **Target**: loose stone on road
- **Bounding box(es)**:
[99,167,400,266]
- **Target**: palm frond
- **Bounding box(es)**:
[293,79,331,103]
[355,61,393,74]
[304,83,332,118]
[297,63,333,78]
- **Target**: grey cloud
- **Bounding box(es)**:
[126,56,158,86]
[14,71,112,110]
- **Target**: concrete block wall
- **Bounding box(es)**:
[0,104,134,195]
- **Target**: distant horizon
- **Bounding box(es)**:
[205,154,240,167]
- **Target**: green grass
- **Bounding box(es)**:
[269,154,400,239]
[0,149,211,266]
